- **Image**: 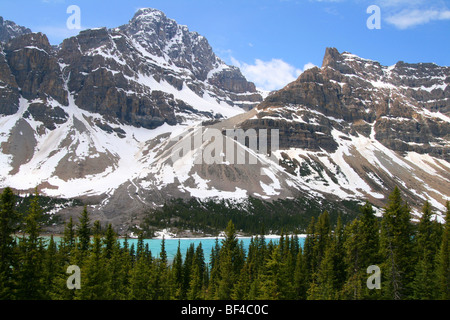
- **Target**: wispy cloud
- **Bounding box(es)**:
[232,58,316,92]
[385,8,450,29]
[313,0,450,29]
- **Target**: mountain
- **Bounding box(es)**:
[0,16,32,44]
[130,47,449,225]
[236,48,449,214]
[0,9,448,232]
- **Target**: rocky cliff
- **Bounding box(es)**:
[0,11,448,231]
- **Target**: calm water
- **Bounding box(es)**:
[42,235,305,263]
[122,237,305,262]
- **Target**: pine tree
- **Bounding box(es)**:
[380,187,415,300]
[78,225,111,300]
[436,201,450,300]
[128,239,151,300]
[308,241,337,300]
[359,202,380,269]
[16,188,45,300]
[341,219,364,300]
[172,240,183,299]
[104,223,117,260]
[62,216,76,253]
[182,243,195,298]
[231,263,250,300]
[187,244,206,300]
[105,239,128,300]
[358,202,381,299]
[303,217,317,285]
[293,247,307,299]
[216,221,240,300]
[315,211,331,265]
[412,201,441,299]
[77,206,91,255]
[258,246,282,300]
[0,187,20,299]
[332,214,347,294]
[42,235,59,299]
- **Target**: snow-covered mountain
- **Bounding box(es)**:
[0,16,32,44]
[0,9,260,196]
[237,48,449,217]
[0,9,448,230]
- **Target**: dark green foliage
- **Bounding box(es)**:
[0,186,448,301]
[379,187,415,300]
[0,187,20,299]
[142,196,362,236]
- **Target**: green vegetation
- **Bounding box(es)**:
[142,196,363,237]
[0,186,449,300]
[13,191,83,227]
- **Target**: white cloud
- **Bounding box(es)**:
[376,0,426,8]
[232,58,316,92]
[386,9,450,29]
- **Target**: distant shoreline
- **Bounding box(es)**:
[17,232,307,240]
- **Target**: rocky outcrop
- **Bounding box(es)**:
[4,33,68,106]
[53,9,262,129]
[0,16,31,44]
[254,47,449,160]
[0,45,20,115]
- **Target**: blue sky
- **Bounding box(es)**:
[1,0,449,91]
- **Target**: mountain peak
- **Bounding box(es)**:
[321,47,341,68]
[132,8,166,22]
[0,16,32,44]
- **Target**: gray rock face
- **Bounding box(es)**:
[54,8,262,129]
[255,47,449,160]
[0,8,262,130]
[0,13,448,230]
[5,33,68,106]
[0,16,32,44]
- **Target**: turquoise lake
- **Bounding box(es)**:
[42,235,306,263]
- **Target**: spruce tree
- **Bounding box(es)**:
[78,225,110,300]
[16,188,45,300]
[341,219,364,300]
[104,223,117,260]
[0,187,20,299]
[293,247,307,299]
[436,201,450,299]
[187,244,206,300]
[77,206,91,255]
[172,240,183,299]
[128,240,151,300]
[62,216,76,253]
[42,235,59,299]
[412,201,441,299]
[216,221,239,300]
[311,241,337,300]
[258,246,282,300]
[303,217,317,285]
[359,202,381,299]
[380,187,415,300]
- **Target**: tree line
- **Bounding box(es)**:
[142,196,362,236]
[0,186,448,300]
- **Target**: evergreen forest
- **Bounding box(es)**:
[0,186,449,300]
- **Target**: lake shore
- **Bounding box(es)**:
[23,231,307,240]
